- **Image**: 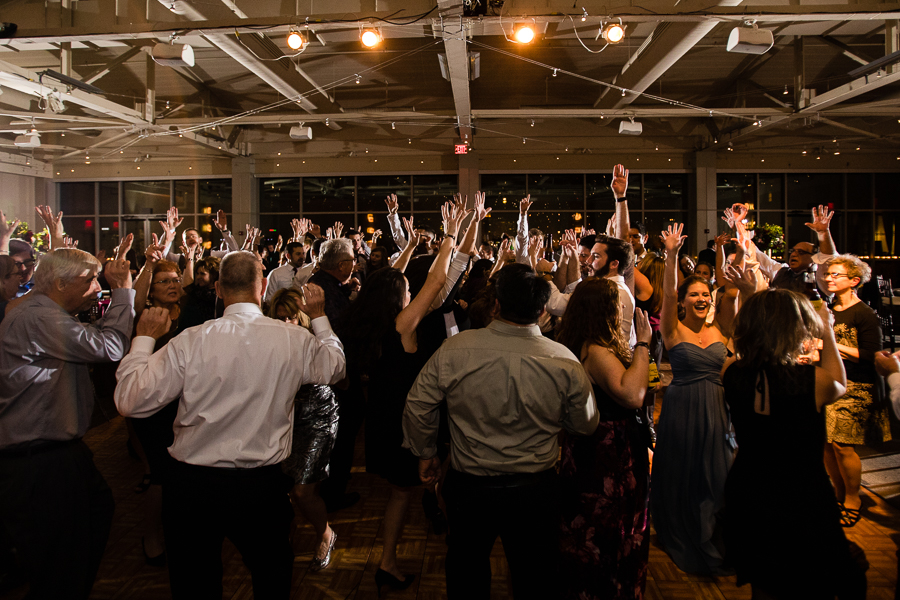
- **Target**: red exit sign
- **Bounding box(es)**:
[454,144,468,154]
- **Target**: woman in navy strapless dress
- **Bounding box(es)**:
[650,223,738,575]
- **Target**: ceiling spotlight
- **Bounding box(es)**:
[530,119,535,127]
[581,7,589,21]
[151,43,195,67]
[391,122,396,130]
[355,74,361,84]
[601,23,625,44]
[287,29,307,50]
[360,28,382,48]
[512,23,536,44]
[783,85,789,95]
[552,68,558,77]
[726,22,773,55]
[523,137,527,144]
[47,93,66,114]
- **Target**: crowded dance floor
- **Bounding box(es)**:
[2,2,900,599]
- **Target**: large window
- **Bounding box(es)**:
[58,179,232,255]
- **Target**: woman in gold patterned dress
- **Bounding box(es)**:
[823,254,888,527]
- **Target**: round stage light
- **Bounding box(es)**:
[361,29,382,48]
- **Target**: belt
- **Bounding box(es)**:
[448,467,556,489]
[0,438,82,459]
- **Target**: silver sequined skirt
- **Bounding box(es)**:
[282,384,339,485]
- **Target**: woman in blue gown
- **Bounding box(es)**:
[650,223,737,575]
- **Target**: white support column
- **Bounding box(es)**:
[231,157,257,243]
[887,20,899,74]
[694,149,718,256]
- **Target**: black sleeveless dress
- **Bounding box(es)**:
[723,362,867,598]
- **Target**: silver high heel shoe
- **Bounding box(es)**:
[309,531,336,572]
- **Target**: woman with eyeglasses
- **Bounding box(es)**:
[822,254,888,528]
[123,239,185,565]
[267,288,339,571]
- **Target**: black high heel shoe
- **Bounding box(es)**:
[374,568,414,597]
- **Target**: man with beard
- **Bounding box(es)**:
[590,235,638,347]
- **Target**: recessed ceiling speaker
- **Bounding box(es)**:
[151,43,195,68]
[726,25,774,55]
[289,125,313,141]
[618,120,642,135]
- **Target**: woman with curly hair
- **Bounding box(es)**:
[822,254,888,527]
[556,277,653,599]
[267,288,339,571]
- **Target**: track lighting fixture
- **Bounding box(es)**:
[360,28,382,48]
[601,22,625,44]
[512,23,536,44]
[287,29,307,50]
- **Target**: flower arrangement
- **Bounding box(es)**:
[752,223,785,256]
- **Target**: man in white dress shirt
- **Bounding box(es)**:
[115,251,345,599]
[264,241,314,305]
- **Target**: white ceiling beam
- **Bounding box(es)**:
[0,59,147,125]
[83,45,147,85]
[798,69,900,112]
[436,0,473,145]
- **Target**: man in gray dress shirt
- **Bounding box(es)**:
[0,250,135,600]
[403,263,598,600]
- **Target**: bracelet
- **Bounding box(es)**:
[634,341,650,350]
[221,229,230,235]
[615,196,627,203]
[444,234,457,240]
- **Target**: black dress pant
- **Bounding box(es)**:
[442,468,561,600]
[0,440,114,600]
[320,378,365,502]
[162,461,295,600]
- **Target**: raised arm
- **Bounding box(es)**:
[385,194,407,250]
[35,205,66,251]
[159,207,183,257]
[392,216,420,274]
[815,302,848,410]
[586,309,653,410]
[180,243,198,287]
[660,223,687,342]
[515,195,533,265]
[806,205,836,256]
[212,210,240,252]
[133,234,165,318]
[554,230,575,292]
[0,209,20,254]
[611,164,630,243]
[489,239,512,279]
[713,230,731,287]
[395,202,466,337]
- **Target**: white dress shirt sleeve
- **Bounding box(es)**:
[115,335,187,418]
[546,286,570,317]
[430,251,470,311]
[515,213,530,265]
[387,213,407,251]
[888,372,900,421]
[754,246,784,282]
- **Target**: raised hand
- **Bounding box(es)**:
[731,203,749,223]
[605,216,617,239]
[472,191,491,221]
[661,223,687,254]
[180,243,198,263]
[611,164,629,199]
[302,282,326,319]
[441,201,465,238]
[634,307,652,346]
[275,235,283,253]
[722,207,736,229]
[62,236,78,249]
[95,249,107,262]
[35,205,65,249]
[371,229,383,243]
[0,209,20,242]
[136,306,171,339]
[714,230,731,251]
[104,258,133,290]
[114,233,133,261]
[722,263,758,297]
[212,209,228,232]
[333,221,344,239]
[519,194,533,216]
[385,194,399,215]
[144,233,165,265]
[805,205,834,234]
[310,223,322,238]
[326,227,334,240]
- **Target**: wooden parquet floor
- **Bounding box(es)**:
[3,412,900,599]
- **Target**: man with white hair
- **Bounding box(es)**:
[116,251,345,599]
[0,249,135,600]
